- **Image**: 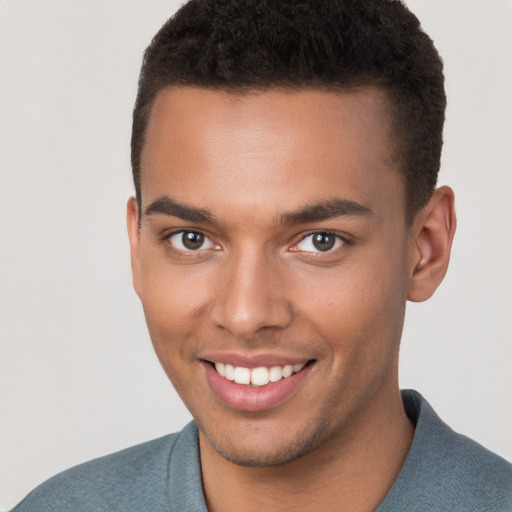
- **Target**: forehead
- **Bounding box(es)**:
[140,86,404,223]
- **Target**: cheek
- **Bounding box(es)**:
[139,271,205,404]
[297,247,408,362]
[137,251,212,374]
[140,250,208,324]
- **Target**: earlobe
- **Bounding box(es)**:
[407,186,456,302]
[127,197,143,299]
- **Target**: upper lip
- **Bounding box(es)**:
[199,351,312,368]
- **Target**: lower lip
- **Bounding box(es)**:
[203,362,313,412]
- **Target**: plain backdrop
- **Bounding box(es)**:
[1,0,511,509]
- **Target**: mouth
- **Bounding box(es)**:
[201,357,315,412]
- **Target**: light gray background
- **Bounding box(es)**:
[1,0,511,509]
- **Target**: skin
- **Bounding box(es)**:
[127,86,456,511]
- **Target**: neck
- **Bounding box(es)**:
[200,385,414,512]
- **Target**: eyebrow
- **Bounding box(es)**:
[144,195,372,226]
[280,198,372,224]
[145,196,217,224]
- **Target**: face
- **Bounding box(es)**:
[128,86,413,467]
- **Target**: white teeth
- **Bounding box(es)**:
[233,366,251,385]
[215,362,225,377]
[251,367,270,386]
[225,364,235,381]
[269,366,283,383]
[293,363,306,372]
[214,361,307,387]
[282,365,293,378]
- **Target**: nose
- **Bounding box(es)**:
[209,249,293,339]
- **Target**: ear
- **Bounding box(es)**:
[127,197,143,299]
[407,186,456,302]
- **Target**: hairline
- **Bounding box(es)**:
[135,81,417,225]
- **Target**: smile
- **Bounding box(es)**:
[203,357,314,411]
[213,362,306,387]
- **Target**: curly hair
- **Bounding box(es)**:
[131,0,445,221]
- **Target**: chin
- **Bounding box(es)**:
[198,415,331,467]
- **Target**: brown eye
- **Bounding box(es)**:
[168,230,216,252]
[294,232,344,253]
[312,233,336,251]
[182,231,204,250]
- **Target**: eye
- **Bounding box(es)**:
[167,231,217,252]
[294,232,345,253]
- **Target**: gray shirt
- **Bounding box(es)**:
[12,390,512,511]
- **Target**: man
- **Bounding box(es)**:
[11,0,512,511]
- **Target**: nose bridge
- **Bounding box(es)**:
[210,244,292,338]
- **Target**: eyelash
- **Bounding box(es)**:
[162,229,350,257]
[162,230,219,255]
[292,231,349,254]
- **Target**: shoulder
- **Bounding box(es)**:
[10,425,191,512]
[378,390,512,512]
